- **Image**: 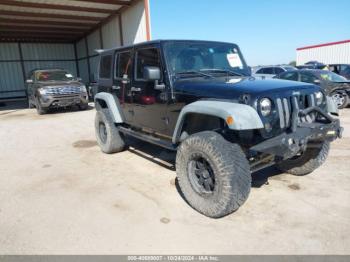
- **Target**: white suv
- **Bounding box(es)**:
[253,65,297,79]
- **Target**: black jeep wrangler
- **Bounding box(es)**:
[94,40,342,218]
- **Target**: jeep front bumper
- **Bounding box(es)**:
[250,107,343,159]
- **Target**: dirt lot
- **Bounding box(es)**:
[0,103,350,255]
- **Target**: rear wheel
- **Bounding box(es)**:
[276,141,330,176]
[176,131,251,218]
[331,91,349,109]
[95,109,126,154]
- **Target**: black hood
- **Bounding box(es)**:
[173,77,319,99]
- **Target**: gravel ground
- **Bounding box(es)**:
[0,103,349,255]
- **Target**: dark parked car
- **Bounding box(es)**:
[296,61,326,70]
[275,69,350,109]
[329,64,350,80]
[26,69,89,114]
[94,40,341,218]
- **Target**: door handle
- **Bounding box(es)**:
[112,85,120,90]
[130,87,141,92]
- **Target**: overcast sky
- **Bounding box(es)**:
[149,0,350,66]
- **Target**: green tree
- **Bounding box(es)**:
[289,61,296,67]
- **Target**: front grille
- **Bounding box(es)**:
[45,86,81,96]
[276,93,317,129]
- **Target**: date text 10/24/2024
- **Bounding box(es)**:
[127,256,219,261]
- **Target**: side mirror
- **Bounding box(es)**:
[26,79,33,84]
[143,66,161,81]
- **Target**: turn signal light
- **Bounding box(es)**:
[226,116,234,126]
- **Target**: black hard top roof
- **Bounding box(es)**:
[98,39,238,54]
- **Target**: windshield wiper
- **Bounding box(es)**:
[175,70,214,79]
[200,69,245,77]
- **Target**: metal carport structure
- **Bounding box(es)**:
[0,0,151,102]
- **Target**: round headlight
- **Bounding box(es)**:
[315,91,323,105]
[260,98,272,116]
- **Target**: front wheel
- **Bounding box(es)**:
[35,97,48,115]
[276,141,330,176]
[95,109,126,154]
[176,131,251,218]
[331,91,349,109]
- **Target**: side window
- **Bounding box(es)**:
[300,73,317,83]
[99,55,112,79]
[135,48,161,80]
[341,65,350,74]
[264,67,274,74]
[281,72,298,81]
[256,68,265,74]
[274,67,284,74]
[116,51,132,79]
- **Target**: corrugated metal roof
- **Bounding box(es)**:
[0,0,134,43]
[16,0,123,10]
[0,5,108,18]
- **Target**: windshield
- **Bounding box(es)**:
[35,70,74,82]
[318,71,348,82]
[163,41,249,77]
[283,66,297,71]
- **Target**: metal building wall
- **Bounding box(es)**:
[296,42,350,65]
[78,0,148,84]
[121,0,148,45]
[0,42,76,99]
[22,43,77,77]
[101,16,122,49]
[0,43,23,99]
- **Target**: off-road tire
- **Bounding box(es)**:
[95,109,125,154]
[345,94,350,108]
[331,91,349,109]
[176,131,251,218]
[276,141,330,176]
[35,97,48,115]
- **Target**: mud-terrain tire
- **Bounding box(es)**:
[276,141,330,176]
[35,97,47,115]
[331,91,349,109]
[176,131,251,218]
[95,109,125,154]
